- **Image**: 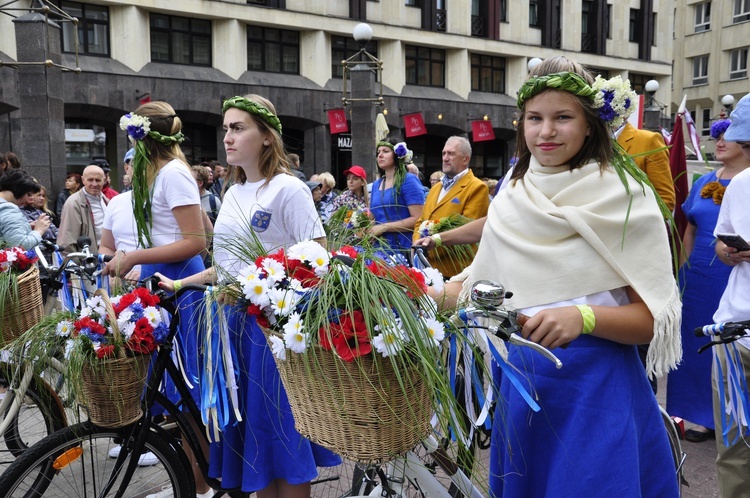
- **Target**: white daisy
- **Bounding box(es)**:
[143,306,162,326]
[245,281,271,308]
[420,267,444,294]
[260,258,286,284]
[117,309,134,327]
[120,321,136,340]
[238,264,262,287]
[269,335,287,360]
[283,329,309,354]
[282,312,304,335]
[267,287,299,317]
[55,320,74,337]
[373,330,404,357]
[422,317,445,346]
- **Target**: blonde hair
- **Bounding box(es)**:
[226,94,292,186]
[130,101,189,187]
[318,172,336,190]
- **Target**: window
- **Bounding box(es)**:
[58,1,109,55]
[734,0,750,23]
[470,54,505,93]
[150,14,211,66]
[702,109,711,136]
[651,13,657,46]
[405,45,445,87]
[607,4,612,39]
[529,0,539,27]
[692,55,709,85]
[406,0,419,5]
[694,2,711,32]
[629,9,638,42]
[628,73,651,94]
[730,48,748,79]
[331,35,377,78]
[247,26,299,74]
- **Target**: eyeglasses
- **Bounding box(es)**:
[709,136,726,143]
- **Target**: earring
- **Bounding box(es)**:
[263,140,270,146]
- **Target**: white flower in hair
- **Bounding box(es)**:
[591,75,638,130]
[119,113,151,141]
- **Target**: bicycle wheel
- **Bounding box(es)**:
[0,421,195,498]
[0,363,67,458]
[660,407,686,497]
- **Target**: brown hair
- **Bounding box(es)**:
[511,56,613,180]
[227,94,291,186]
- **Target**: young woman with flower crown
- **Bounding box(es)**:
[367,138,424,256]
[420,56,681,496]
[157,94,340,498]
[101,101,209,497]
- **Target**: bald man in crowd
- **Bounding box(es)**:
[58,164,108,253]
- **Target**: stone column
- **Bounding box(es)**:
[13,12,66,194]
[350,64,377,177]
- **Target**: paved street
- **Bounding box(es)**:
[0,376,724,497]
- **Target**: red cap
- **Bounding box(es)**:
[343,165,367,180]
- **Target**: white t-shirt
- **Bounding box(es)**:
[103,191,138,252]
[213,174,325,277]
[148,159,200,248]
[713,167,750,349]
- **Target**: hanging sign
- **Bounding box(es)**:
[404,112,427,137]
[327,109,349,134]
[471,120,495,142]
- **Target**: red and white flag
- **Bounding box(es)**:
[471,120,496,142]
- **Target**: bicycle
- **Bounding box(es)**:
[0,238,109,466]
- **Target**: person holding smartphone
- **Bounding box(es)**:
[666,119,750,444]
[711,94,750,497]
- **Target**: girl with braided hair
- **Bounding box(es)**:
[368,137,424,256]
[424,56,681,496]
[102,101,210,496]
[157,94,340,498]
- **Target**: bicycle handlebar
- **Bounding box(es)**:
[694,320,750,354]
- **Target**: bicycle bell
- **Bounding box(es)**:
[470,280,508,308]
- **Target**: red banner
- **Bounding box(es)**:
[471,120,495,142]
[139,94,152,105]
[327,109,349,134]
[403,113,427,137]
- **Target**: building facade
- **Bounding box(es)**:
[673,0,750,158]
[0,0,673,196]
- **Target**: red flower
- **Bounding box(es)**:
[74,316,107,336]
[247,304,263,316]
[128,318,156,354]
[287,261,319,288]
[133,287,160,307]
[96,344,116,359]
[113,293,137,314]
[319,310,371,362]
[336,246,359,259]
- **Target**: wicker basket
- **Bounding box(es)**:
[78,289,149,428]
[0,266,43,345]
[267,332,432,463]
[80,355,150,428]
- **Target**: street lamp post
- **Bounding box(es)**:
[342,23,383,176]
[721,94,736,117]
[643,79,661,132]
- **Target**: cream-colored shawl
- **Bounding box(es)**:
[460,158,681,378]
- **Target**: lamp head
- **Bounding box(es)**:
[644,79,660,93]
[352,23,373,44]
[721,94,736,107]
[527,57,543,72]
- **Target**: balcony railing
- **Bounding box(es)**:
[471,15,486,37]
[436,9,446,32]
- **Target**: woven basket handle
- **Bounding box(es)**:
[93,288,126,359]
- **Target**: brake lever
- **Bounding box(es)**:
[508,333,563,369]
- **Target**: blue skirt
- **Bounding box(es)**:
[489,334,679,498]
[141,255,205,407]
[208,310,341,492]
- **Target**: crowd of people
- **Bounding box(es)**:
[3,53,750,498]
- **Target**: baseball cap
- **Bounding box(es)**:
[343,165,367,180]
[724,94,750,142]
[123,148,135,163]
[305,180,322,191]
[91,158,110,173]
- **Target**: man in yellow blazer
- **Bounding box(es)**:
[617,122,676,211]
[413,136,489,277]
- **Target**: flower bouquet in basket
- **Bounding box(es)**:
[324,206,374,249]
[0,246,42,345]
[223,239,462,463]
[11,287,169,428]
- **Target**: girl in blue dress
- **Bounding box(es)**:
[103,101,208,495]
[667,119,750,441]
[423,56,681,497]
[368,138,424,256]
[160,94,340,498]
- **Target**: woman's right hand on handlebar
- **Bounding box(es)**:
[521,306,583,350]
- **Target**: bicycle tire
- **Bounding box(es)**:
[0,420,195,498]
[0,362,67,458]
[660,407,685,497]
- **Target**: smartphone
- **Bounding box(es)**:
[717,233,750,252]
